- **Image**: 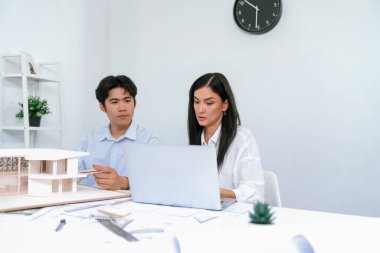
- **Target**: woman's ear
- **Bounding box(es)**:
[223,99,229,112]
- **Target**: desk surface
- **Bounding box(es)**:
[1,197,379,253]
[0,185,131,212]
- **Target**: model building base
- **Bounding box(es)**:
[0,185,131,212]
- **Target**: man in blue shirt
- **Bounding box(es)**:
[77,75,159,190]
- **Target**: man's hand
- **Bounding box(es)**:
[92,164,129,190]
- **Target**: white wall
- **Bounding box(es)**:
[1,0,379,217]
[108,0,380,216]
[0,0,110,149]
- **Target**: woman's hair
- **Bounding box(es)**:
[95,75,137,107]
[188,73,241,170]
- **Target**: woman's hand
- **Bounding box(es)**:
[220,187,236,199]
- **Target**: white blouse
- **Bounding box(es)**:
[202,126,265,203]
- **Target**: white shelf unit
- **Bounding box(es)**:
[0,54,63,148]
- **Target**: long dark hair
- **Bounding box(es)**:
[188,73,241,170]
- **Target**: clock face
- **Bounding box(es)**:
[233,0,282,34]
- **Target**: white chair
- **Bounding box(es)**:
[263,170,282,207]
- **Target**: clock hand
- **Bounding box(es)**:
[244,0,260,28]
[255,8,258,28]
[244,0,259,11]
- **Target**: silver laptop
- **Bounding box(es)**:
[125,144,235,210]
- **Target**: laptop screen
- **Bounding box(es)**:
[125,144,223,210]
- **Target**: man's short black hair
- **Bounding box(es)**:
[95,75,137,107]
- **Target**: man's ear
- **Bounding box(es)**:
[99,103,106,112]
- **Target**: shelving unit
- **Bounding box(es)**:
[0,54,63,148]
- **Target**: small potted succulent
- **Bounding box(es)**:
[249,201,275,225]
[15,96,51,127]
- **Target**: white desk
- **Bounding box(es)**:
[1,199,379,253]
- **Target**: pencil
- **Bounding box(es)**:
[110,198,132,206]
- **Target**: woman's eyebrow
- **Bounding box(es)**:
[194,96,215,101]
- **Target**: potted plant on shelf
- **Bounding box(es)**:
[15,96,51,127]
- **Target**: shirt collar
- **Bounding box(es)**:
[99,121,138,142]
[201,125,221,146]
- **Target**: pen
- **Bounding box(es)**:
[55,219,66,232]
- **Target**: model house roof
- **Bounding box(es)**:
[0,149,89,160]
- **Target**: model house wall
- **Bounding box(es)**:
[0,149,88,196]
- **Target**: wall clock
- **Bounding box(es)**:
[233,0,282,34]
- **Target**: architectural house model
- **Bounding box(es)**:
[0,149,89,196]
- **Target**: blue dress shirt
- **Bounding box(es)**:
[76,121,159,187]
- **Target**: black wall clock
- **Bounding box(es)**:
[233,0,282,34]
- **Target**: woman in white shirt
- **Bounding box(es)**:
[188,73,265,203]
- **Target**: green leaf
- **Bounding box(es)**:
[14,95,51,119]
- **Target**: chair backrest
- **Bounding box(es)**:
[263,170,282,207]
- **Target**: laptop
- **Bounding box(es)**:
[125,144,236,210]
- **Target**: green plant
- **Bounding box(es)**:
[15,96,51,119]
[249,201,275,224]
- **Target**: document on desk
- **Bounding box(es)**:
[193,215,218,224]
[153,205,203,217]
[125,202,161,212]
[64,203,105,212]
[222,202,251,215]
